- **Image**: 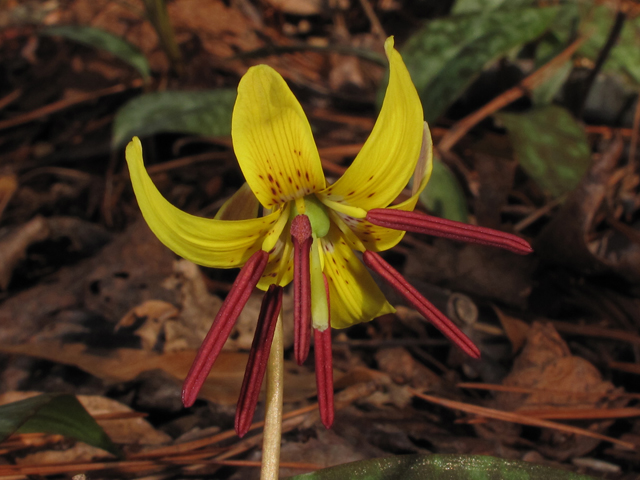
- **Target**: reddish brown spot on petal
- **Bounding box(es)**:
[367,192,375,198]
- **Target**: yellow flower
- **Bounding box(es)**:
[127,37,427,325]
[126,37,531,437]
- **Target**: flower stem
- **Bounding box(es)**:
[260,312,283,480]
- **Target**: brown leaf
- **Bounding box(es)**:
[492,305,529,353]
[0,342,317,405]
[0,173,18,219]
[117,300,179,350]
[483,322,623,460]
[536,136,640,282]
[0,216,49,289]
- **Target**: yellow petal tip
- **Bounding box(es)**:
[384,36,395,52]
[125,136,142,163]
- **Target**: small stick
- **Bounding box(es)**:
[438,36,585,152]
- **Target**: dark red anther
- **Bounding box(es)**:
[314,274,334,429]
[363,251,481,359]
[291,214,313,365]
[182,249,269,408]
[235,284,283,438]
[366,209,533,255]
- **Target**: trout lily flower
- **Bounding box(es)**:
[126,37,532,438]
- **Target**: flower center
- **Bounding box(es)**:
[293,194,330,238]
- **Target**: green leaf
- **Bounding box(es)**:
[286,454,598,480]
[531,60,573,106]
[452,0,534,15]
[112,89,236,148]
[497,105,591,198]
[41,25,150,80]
[579,6,640,85]
[0,393,121,457]
[420,158,469,223]
[401,6,560,123]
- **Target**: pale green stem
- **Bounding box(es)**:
[261,312,283,480]
[143,0,184,75]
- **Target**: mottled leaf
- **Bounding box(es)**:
[579,6,640,85]
[420,158,468,223]
[286,454,598,480]
[531,60,573,106]
[452,0,534,15]
[535,2,580,62]
[0,393,121,457]
[41,25,150,80]
[401,6,560,123]
[498,105,591,198]
[112,90,236,148]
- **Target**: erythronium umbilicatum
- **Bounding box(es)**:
[125,37,532,438]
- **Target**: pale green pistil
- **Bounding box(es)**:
[291,195,330,331]
[293,195,330,238]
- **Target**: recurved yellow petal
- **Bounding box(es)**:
[232,65,325,209]
[320,225,394,329]
[214,182,260,221]
[317,37,423,211]
[342,123,434,252]
[126,137,279,268]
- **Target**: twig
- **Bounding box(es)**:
[575,10,626,117]
[357,0,386,41]
[585,125,635,138]
[230,44,386,67]
[0,89,21,110]
[551,319,640,346]
[0,80,144,131]
[457,382,629,400]
[438,37,585,152]
[629,89,640,167]
[410,389,635,449]
[261,313,284,480]
[513,194,566,232]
